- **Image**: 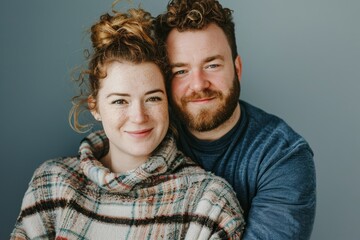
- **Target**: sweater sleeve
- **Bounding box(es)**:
[10,160,63,239]
[243,144,316,240]
[185,176,245,240]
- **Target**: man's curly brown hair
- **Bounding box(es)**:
[156,0,238,60]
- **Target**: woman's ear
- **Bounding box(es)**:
[88,95,101,121]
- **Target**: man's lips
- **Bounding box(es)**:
[190,97,215,103]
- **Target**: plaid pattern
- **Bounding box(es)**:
[11,131,244,240]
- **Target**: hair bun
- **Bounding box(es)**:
[90,9,155,51]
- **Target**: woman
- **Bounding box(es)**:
[11,8,244,240]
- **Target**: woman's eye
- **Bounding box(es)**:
[112,99,127,105]
[147,96,162,102]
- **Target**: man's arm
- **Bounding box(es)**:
[243,145,316,240]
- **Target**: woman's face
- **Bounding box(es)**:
[91,61,169,163]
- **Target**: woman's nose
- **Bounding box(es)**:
[129,102,148,123]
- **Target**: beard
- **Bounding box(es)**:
[171,75,240,132]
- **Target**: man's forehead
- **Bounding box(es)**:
[166,24,230,58]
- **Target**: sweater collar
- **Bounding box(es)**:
[78,130,179,193]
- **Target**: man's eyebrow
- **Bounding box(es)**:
[170,62,187,68]
[204,55,224,63]
[170,55,225,68]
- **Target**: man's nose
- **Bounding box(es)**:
[189,70,210,92]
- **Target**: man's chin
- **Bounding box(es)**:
[183,112,220,132]
[173,104,222,129]
[187,120,220,132]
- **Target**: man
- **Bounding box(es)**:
[156,0,316,239]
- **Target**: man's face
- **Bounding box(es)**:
[166,23,242,132]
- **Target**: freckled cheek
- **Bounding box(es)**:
[150,105,169,124]
[103,110,128,127]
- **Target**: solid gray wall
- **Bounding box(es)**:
[1,0,359,239]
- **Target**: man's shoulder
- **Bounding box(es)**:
[240,100,313,157]
[241,100,284,127]
[241,101,306,141]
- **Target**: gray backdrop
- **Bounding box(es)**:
[1,0,359,239]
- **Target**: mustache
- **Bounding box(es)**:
[182,89,222,102]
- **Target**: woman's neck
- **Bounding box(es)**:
[101,150,148,174]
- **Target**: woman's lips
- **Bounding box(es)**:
[126,128,153,138]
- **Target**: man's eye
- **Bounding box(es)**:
[147,96,162,102]
[206,64,219,69]
[112,99,127,104]
[173,69,187,76]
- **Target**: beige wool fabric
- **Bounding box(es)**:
[11,131,244,239]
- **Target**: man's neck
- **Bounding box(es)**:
[189,104,241,141]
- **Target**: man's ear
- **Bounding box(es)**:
[234,55,242,82]
[88,95,101,121]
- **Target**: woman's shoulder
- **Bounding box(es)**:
[191,172,237,195]
[30,156,82,186]
[176,167,238,200]
[180,171,245,232]
[35,156,79,174]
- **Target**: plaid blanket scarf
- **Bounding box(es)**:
[11,131,244,239]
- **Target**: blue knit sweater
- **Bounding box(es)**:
[177,100,316,240]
